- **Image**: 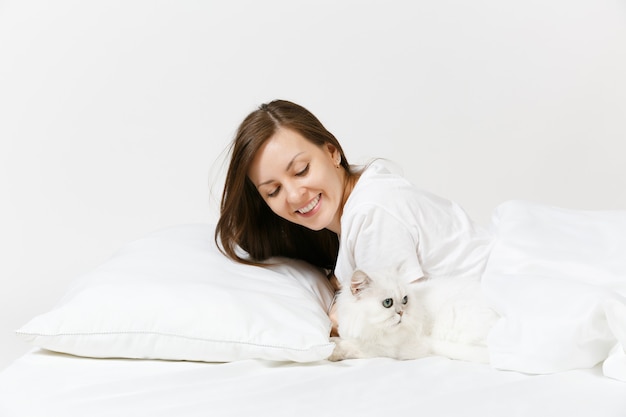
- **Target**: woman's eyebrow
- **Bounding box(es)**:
[257,151,305,187]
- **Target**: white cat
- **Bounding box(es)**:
[328,269,499,363]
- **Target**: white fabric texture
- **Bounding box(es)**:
[16,224,335,363]
[336,160,493,286]
[483,200,626,381]
[1,349,625,417]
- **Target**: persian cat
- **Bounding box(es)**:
[328,269,499,363]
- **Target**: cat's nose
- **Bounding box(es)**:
[398,310,404,317]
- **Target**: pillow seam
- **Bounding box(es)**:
[15,330,333,352]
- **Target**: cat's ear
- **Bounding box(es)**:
[410,276,425,284]
[350,270,371,295]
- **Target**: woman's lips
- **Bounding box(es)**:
[297,194,321,216]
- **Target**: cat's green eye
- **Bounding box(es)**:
[382,298,394,308]
[402,296,408,305]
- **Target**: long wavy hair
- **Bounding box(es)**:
[215,99,353,270]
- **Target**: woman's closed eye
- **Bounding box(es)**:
[295,164,309,177]
[267,186,281,198]
[266,164,308,198]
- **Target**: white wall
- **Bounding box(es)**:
[1,0,625,370]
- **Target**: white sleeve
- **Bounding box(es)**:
[337,204,424,286]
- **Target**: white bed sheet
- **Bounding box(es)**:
[1,349,625,417]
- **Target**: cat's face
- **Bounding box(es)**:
[349,270,414,330]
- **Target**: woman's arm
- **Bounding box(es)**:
[327,272,341,336]
[336,205,425,286]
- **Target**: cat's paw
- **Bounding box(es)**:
[328,337,363,361]
[327,337,347,361]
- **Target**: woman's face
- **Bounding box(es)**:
[248,127,345,234]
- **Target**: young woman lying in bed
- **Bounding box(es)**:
[216,99,626,369]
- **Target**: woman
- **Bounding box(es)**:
[215,99,493,320]
[216,101,626,376]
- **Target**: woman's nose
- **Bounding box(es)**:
[285,184,305,205]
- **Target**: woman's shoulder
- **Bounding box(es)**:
[352,159,412,192]
[346,159,460,220]
[349,159,439,204]
[356,158,405,178]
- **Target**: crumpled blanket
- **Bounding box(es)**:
[482,200,626,382]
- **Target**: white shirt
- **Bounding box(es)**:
[334,160,493,286]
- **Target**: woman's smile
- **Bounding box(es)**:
[296,194,321,216]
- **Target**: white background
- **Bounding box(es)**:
[1,0,625,371]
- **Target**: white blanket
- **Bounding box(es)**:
[482,200,626,381]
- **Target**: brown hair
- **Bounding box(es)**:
[215,99,353,270]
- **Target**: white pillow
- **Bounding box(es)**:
[482,200,626,380]
[16,224,336,363]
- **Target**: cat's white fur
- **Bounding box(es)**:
[328,269,499,363]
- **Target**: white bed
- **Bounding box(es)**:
[1,349,625,417]
[2,201,626,416]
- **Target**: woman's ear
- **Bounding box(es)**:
[326,143,340,166]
